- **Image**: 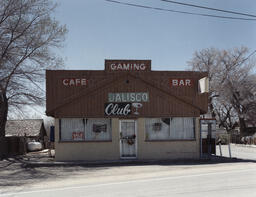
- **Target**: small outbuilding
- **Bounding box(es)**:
[46,59,209,161]
[5,119,47,142]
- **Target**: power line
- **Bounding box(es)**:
[161,0,256,18]
[104,0,256,21]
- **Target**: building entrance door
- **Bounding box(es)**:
[120,120,137,159]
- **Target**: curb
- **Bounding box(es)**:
[20,157,244,167]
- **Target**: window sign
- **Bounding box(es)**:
[60,118,85,141]
[60,118,111,141]
[72,131,84,141]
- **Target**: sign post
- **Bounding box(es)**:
[207,123,212,158]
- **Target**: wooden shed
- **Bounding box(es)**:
[46,60,208,161]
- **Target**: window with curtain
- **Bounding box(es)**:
[86,118,112,141]
[60,118,111,141]
[145,117,195,140]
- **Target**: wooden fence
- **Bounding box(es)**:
[0,137,27,159]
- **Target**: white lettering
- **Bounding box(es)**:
[142,93,148,102]
[117,63,123,70]
[123,104,131,115]
[121,93,127,102]
[69,79,75,86]
[110,64,116,70]
[130,93,135,102]
[63,79,68,86]
[81,79,87,86]
[122,63,129,70]
[185,79,191,86]
[140,64,146,70]
[179,80,185,86]
[135,94,141,102]
[105,103,113,115]
[108,93,114,102]
[62,78,88,86]
[108,92,149,102]
[172,80,178,86]
[171,79,193,87]
[105,103,131,116]
[115,94,121,102]
[133,64,139,70]
[75,78,80,85]
[108,62,148,71]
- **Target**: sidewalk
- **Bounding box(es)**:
[216,143,256,161]
[231,143,256,148]
[0,149,249,168]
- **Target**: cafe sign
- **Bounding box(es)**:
[105,59,151,71]
[62,78,88,87]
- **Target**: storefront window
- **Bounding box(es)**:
[86,119,111,141]
[145,118,195,140]
[60,118,111,141]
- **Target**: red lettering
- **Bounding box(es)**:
[72,132,84,140]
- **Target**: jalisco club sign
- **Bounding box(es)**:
[105,92,149,116]
[105,103,131,116]
[105,59,151,71]
[108,92,149,102]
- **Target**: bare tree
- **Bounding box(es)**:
[213,98,237,132]
[0,0,67,138]
[188,47,256,135]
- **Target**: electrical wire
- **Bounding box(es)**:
[161,0,256,18]
[105,0,256,21]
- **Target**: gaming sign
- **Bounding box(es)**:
[105,59,151,71]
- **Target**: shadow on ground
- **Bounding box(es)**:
[0,152,255,193]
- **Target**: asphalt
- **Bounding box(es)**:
[1,147,256,197]
[1,154,256,197]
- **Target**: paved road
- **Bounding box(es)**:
[216,144,256,160]
[1,160,256,197]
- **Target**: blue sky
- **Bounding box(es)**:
[54,0,256,71]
